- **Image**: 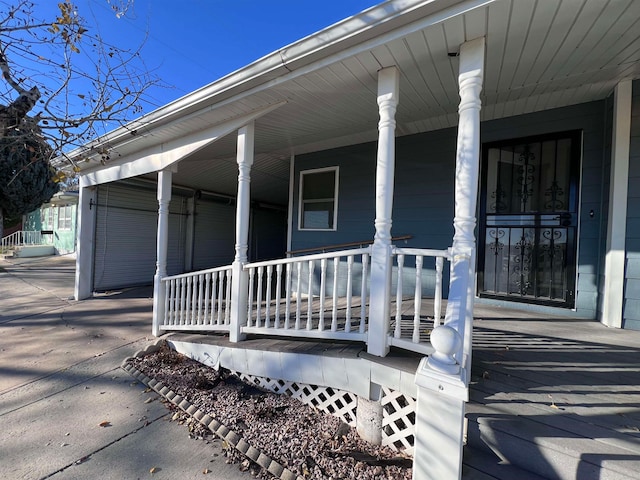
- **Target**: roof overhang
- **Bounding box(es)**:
[66,0,640,204]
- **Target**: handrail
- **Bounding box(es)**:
[162,264,232,281]
[286,234,412,256]
[246,246,371,270]
[393,246,451,259]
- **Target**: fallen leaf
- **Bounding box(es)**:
[99,421,111,427]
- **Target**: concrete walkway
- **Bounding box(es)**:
[0,255,250,480]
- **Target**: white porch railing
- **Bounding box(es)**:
[161,265,233,331]
[389,247,450,355]
[243,247,371,341]
[1,230,47,251]
[158,245,452,355]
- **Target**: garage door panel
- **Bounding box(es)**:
[93,183,186,291]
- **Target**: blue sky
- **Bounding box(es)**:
[44,0,381,116]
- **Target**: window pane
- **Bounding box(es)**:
[303,171,335,200]
[302,201,334,229]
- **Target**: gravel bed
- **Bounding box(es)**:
[126,345,412,480]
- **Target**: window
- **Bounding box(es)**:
[298,167,338,230]
[41,207,54,229]
[57,205,73,230]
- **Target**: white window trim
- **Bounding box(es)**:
[298,166,339,231]
[42,206,54,229]
[58,204,73,230]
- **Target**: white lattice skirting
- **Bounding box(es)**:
[231,371,416,456]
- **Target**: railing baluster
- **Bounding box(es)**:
[413,255,424,343]
[165,279,171,325]
[275,264,283,329]
[295,262,302,330]
[307,260,314,330]
[434,256,444,327]
[256,266,264,328]
[265,265,273,328]
[203,273,211,325]
[360,253,368,334]
[166,279,173,325]
[247,267,255,327]
[217,271,224,325]
[345,255,353,333]
[285,263,292,329]
[196,273,204,324]
[224,268,231,325]
[210,271,218,325]
[174,278,181,326]
[395,254,405,339]
[185,276,193,325]
[331,257,339,332]
[179,277,186,325]
[190,275,198,325]
[319,258,327,331]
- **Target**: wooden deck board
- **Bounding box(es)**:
[466,317,640,479]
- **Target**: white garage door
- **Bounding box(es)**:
[93,182,187,291]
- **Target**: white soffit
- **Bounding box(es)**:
[80,102,285,187]
[75,0,640,203]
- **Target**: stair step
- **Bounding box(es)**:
[466,402,640,480]
[463,446,551,480]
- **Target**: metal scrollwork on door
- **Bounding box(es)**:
[490,186,507,213]
[512,232,533,296]
[488,229,505,255]
[517,146,536,212]
[545,180,565,210]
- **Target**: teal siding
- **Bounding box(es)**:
[291,100,609,318]
[624,80,640,330]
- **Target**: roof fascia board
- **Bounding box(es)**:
[80,102,284,187]
[69,0,494,156]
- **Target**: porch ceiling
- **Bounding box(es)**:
[78,0,640,205]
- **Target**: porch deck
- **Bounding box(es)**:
[168,302,640,480]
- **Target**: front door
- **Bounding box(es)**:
[478,131,581,308]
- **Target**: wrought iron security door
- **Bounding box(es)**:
[478,131,581,307]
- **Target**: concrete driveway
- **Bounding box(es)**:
[0,255,250,480]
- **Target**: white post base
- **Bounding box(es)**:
[413,357,468,480]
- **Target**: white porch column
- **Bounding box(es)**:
[414,37,484,480]
[229,122,255,343]
[368,66,399,357]
[74,183,97,300]
[152,168,173,337]
[602,80,632,329]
